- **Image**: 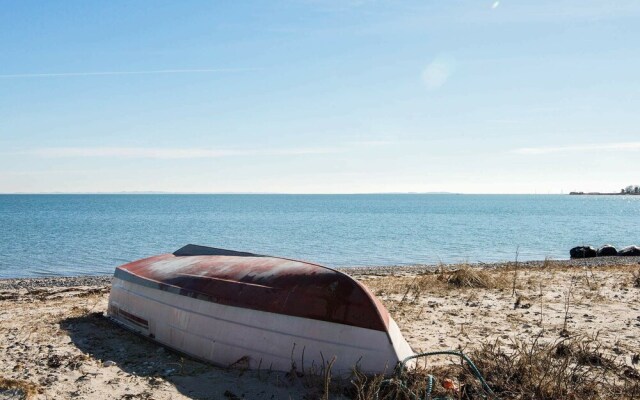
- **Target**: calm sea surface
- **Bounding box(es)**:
[1,194,639,278]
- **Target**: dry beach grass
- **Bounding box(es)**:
[1,258,639,399]
[352,259,640,399]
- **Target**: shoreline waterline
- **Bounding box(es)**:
[2,256,639,288]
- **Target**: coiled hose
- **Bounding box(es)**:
[374,350,497,400]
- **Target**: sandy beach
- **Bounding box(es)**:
[1,258,639,399]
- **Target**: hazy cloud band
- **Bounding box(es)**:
[22,147,342,159]
[513,142,640,155]
[0,68,257,79]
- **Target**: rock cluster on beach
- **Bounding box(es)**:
[570,244,640,258]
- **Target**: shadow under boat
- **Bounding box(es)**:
[59,312,315,399]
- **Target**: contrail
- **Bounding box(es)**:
[0,68,258,79]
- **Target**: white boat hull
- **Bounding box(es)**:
[108,276,413,375]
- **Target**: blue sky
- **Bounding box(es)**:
[1,0,639,193]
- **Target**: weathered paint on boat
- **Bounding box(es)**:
[107,245,414,374]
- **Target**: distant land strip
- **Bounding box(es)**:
[570,185,640,195]
[569,192,639,195]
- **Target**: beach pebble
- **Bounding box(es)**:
[0,275,111,290]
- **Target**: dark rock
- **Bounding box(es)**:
[570,246,597,259]
[47,354,62,368]
[597,245,618,257]
[618,245,640,256]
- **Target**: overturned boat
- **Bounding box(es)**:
[107,244,414,374]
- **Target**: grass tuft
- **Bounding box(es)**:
[632,270,640,288]
[443,266,503,289]
[0,376,38,400]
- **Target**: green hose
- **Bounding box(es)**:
[374,350,497,400]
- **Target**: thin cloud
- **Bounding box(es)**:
[22,146,342,159]
[421,56,455,90]
[0,68,257,79]
[346,139,397,147]
[478,1,640,23]
[513,142,640,155]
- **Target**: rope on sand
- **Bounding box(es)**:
[375,350,497,400]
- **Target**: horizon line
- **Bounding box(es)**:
[0,191,566,195]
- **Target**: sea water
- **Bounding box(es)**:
[1,194,639,278]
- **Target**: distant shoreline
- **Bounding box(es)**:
[2,192,636,196]
[569,191,640,196]
[2,192,460,195]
